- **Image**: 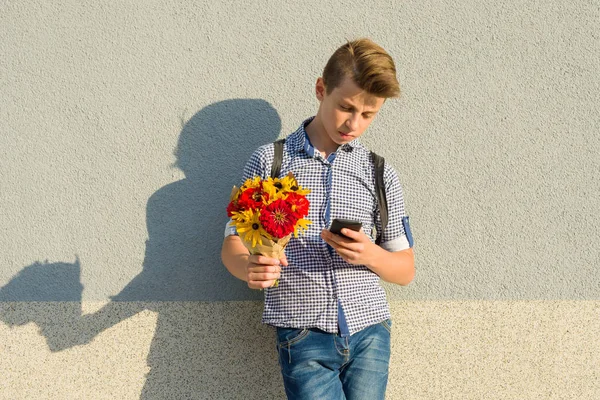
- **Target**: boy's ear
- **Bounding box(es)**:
[315,77,326,101]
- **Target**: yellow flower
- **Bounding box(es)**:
[235,209,272,248]
[284,173,311,196]
[262,177,288,201]
[229,210,245,222]
[293,218,312,238]
[241,176,262,191]
[263,173,311,200]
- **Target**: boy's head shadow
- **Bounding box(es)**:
[0,258,82,305]
[0,259,82,351]
[113,99,282,302]
[175,99,281,184]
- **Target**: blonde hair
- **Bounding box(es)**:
[322,38,400,98]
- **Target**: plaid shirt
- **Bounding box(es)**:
[226,117,411,335]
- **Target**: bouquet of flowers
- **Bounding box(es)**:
[227,173,311,263]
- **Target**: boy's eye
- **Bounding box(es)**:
[340,105,352,111]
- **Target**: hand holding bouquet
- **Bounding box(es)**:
[227,173,311,282]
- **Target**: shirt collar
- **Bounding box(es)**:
[289,116,361,157]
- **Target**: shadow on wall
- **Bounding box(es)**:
[0,99,285,399]
[133,97,282,301]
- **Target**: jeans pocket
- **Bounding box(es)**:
[380,319,392,334]
[276,327,310,349]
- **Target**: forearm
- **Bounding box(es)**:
[221,235,250,282]
[366,247,415,286]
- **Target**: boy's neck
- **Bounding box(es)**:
[305,116,339,159]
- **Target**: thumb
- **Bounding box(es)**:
[280,254,288,267]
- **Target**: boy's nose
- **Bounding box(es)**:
[345,115,359,131]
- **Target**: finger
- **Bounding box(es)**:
[279,254,288,267]
[322,236,349,254]
[249,255,280,266]
[339,240,365,253]
[248,279,277,290]
[324,233,358,252]
[247,265,281,274]
[248,272,280,282]
[340,228,364,241]
[334,248,359,263]
[320,233,337,248]
[321,229,341,245]
[323,229,358,246]
[258,255,281,266]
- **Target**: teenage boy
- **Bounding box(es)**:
[221,38,415,400]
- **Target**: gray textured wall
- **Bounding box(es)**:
[1,1,599,398]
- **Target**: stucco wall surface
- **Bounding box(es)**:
[1,0,599,398]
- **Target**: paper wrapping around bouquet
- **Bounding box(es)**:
[241,233,291,259]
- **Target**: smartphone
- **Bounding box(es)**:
[329,218,362,237]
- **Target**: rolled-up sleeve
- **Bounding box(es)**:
[377,164,413,252]
[224,219,237,237]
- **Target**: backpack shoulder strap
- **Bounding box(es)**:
[271,139,286,178]
[370,151,388,245]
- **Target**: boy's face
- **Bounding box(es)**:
[315,76,385,146]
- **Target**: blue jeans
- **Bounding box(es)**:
[275,320,392,400]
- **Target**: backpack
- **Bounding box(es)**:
[270,139,388,246]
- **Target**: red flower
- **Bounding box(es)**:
[237,187,269,210]
[226,200,239,217]
[259,199,298,238]
[285,192,310,217]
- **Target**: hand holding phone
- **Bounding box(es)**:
[329,219,362,238]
